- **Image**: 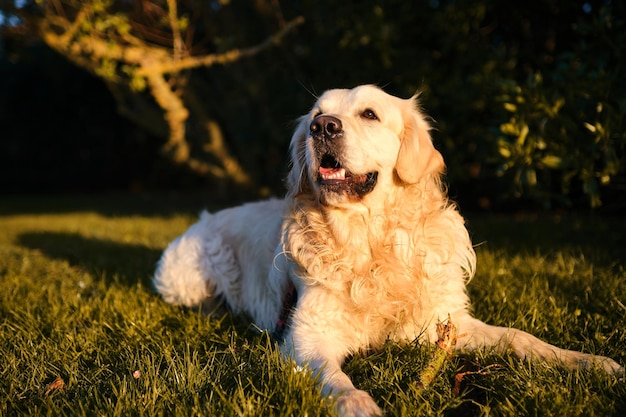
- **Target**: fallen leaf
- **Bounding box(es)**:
[45,377,65,395]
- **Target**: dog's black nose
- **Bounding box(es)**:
[310,115,343,138]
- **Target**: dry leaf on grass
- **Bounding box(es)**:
[44,376,65,395]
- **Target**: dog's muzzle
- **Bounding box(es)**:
[308,115,378,203]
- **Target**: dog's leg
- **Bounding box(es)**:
[153,211,240,308]
[284,339,383,417]
[454,315,623,375]
[311,356,382,417]
[282,290,383,417]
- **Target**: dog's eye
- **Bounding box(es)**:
[361,109,378,120]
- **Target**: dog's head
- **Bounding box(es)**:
[287,85,444,207]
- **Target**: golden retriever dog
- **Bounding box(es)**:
[154,85,622,417]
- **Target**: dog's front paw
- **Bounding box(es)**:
[561,350,623,376]
[586,355,624,376]
[335,389,382,417]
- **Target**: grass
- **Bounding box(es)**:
[1,194,625,416]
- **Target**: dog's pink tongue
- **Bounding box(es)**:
[319,167,346,181]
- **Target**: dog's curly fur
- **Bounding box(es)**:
[154,85,622,417]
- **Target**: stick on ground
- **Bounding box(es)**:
[416,315,458,391]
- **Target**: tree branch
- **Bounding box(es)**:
[145,72,189,162]
[135,16,304,76]
[166,0,185,60]
[31,1,303,190]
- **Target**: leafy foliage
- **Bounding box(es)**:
[1,0,625,208]
[494,4,626,207]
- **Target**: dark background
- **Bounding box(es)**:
[1,0,624,212]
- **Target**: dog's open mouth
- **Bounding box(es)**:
[317,154,378,199]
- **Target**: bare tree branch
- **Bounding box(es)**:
[26,1,304,190]
[145,72,189,161]
[136,16,305,76]
[166,0,185,60]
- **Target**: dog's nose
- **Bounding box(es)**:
[310,115,343,138]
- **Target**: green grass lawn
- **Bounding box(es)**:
[1,194,625,416]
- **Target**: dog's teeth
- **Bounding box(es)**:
[320,167,346,181]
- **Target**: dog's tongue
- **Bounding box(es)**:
[319,166,346,181]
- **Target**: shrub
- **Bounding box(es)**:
[493,4,625,208]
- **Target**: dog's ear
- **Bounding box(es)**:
[395,99,444,184]
[285,116,312,197]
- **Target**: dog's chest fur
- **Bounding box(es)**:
[282,192,476,347]
[288,207,424,322]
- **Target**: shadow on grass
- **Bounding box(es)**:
[0,192,242,217]
[467,214,626,265]
[18,231,267,340]
[17,231,162,287]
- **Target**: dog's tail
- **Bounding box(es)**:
[153,211,240,308]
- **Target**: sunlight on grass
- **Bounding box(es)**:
[1,196,624,416]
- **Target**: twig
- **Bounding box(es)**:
[135,16,304,76]
[166,0,185,60]
[452,364,504,396]
[415,315,457,391]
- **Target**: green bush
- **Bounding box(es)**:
[207,0,626,208]
[493,4,625,208]
[2,0,624,208]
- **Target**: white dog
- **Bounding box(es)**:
[154,85,622,417]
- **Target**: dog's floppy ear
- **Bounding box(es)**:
[395,99,444,184]
[285,116,312,197]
